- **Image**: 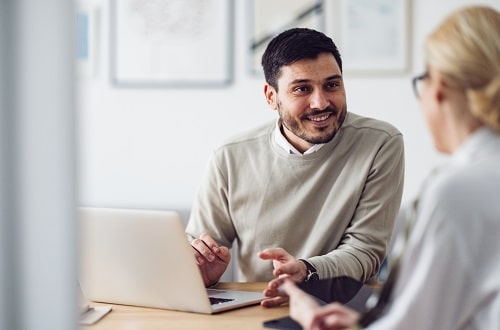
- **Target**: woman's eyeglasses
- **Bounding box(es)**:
[412,72,429,98]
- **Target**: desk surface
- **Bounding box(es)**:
[81,282,289,330]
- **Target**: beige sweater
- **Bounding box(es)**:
[187,112,404,282]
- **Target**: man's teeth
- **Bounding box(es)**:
[309,114,330,121]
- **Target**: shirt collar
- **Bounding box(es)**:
[274,119,325,155]
[452,127,500,165]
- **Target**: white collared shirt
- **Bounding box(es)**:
[273,119,325,155]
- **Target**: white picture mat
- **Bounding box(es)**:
[111,0,232,86]
[340,0,410,74]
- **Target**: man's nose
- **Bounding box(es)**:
[309,90,330,110]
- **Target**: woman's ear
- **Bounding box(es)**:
[264,84,278,110]
[433,72,448,104]
[436,83,446,104]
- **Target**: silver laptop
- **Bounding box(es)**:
[79,207,264,314]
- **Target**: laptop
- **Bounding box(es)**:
[79,207,265,314]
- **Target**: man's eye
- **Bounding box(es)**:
[326,81,341,89]
[293,86,310,93]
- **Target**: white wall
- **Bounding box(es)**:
[77,0,500,216]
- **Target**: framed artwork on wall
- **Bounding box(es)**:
[338,0,411,75]
[248,0,325,76]
[110,0,233,88]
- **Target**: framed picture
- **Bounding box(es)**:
[338,0,410,75]
[110,0,233,88]
[248,0,325,76]
[76,4,100,79]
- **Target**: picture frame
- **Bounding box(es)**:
[248,0,325,76]
[110,0,233,88]
[338,0,411,75]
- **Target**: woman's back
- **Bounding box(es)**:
[391,127,500,329]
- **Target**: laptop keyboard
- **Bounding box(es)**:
[209,297,235,305]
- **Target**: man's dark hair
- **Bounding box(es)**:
[261,28,342,90]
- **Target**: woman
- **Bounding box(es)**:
[280,5,500,329]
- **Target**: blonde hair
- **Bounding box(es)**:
[425,6,500,131]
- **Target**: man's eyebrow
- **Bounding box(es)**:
[289,74,343,85]
[326,74,343,80]
[289,78,311,85]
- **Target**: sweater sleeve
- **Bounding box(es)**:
[309,133,405,281]
[185,150,236,248]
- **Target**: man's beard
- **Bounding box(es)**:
[278,103,347,145]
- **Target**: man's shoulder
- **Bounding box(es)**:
[218,120,274,149]
[343,112,402,138]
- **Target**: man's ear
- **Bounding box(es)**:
[264,83,278,110]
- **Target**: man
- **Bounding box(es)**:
[187,28,404,306]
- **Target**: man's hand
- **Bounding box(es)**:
[281,279,361,330]
[258,247,308,307]
[190,233,230,287]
